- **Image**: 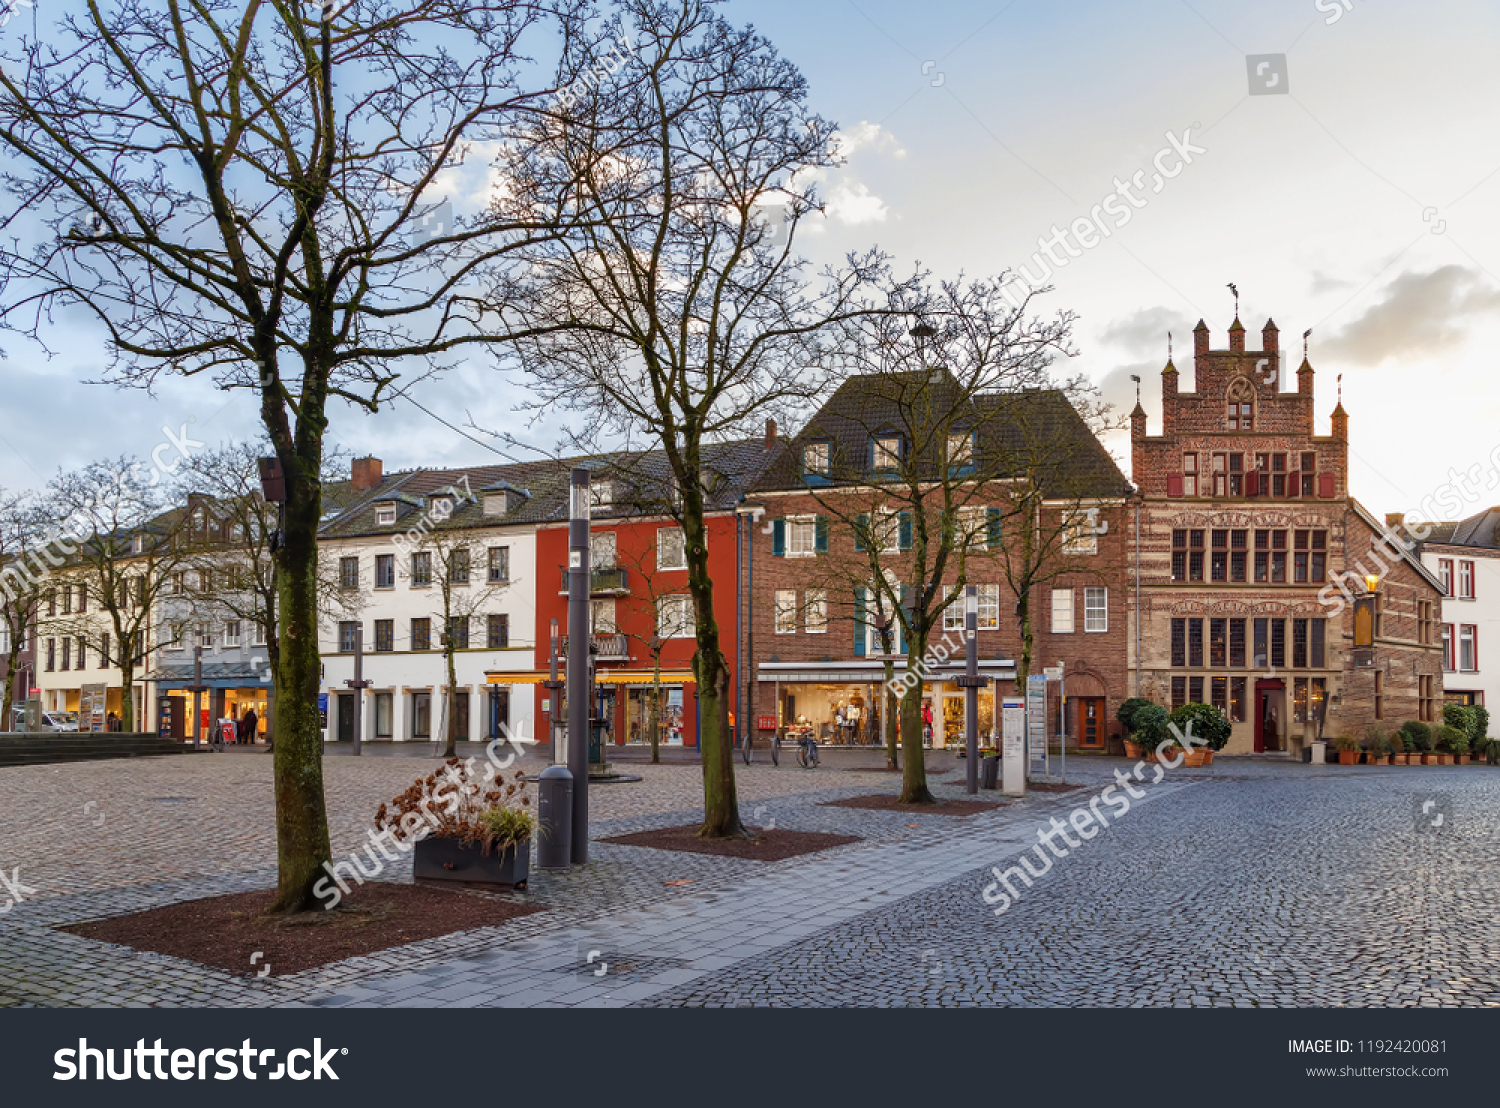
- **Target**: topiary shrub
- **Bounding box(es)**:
[1444,703,1475,740]
[1169,701,1233,751]
[1400,720,1432,752]
[1130,703,1173,753]
[1117,697,1155,736]
[1469,705,1489,746]
[1437,725,1468,754]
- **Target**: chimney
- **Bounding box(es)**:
[351,456,383,492]
[1385,512,1405,531]
[764,418,777,449]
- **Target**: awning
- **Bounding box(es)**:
[756,659,1016,684]
[484,672,548,686]
[487,670,696,686]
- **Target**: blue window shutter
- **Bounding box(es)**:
[853,587,866,656]
[987,507,1002,548]
[899,511,913,551]
[854,514,868,552]
[815,516,829,553]
[772,519,785,556]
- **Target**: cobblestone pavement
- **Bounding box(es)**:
[3,749,1498,1007]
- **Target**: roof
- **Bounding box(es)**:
[1349,500,1445,593]
[750,370,1132,499]
[1424,507,1500,549]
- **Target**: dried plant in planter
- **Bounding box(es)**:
[376,758,536,856]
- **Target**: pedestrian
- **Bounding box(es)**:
[241,706,258,745]
[105,711,119,733]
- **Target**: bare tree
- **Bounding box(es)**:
[0,0,597,909]
[0,491,48,730]
[504,0,901,836]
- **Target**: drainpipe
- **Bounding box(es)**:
[1134,495,1142,699]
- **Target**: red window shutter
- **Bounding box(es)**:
[1166,473,1183,498]
[1246,471,1260,496]
[1286,471,1299,499]
[1318,473,1335,498]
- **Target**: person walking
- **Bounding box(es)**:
[240,706,259,745]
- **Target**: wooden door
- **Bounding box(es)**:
[1078,697,1106,749]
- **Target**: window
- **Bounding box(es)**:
[410,551,431,587]
[1188,619,1203,668]
[223,620,241,648]
[1439,559,1453,596]
[45,590,54,617]
[944,593,965,632]
[1210,618,1226,667]
[1270,619,1285,669]
[946,432,973,470]
[590,532,616,568]
[61,586,71,615]
[412,692,431,738]
[1212,675,1228,716]
[1230,618,1246,667]
[658,594,695,639]
[251,622,265,646]
[973,584,999,631]
[446,616,470,650]
[774,590,797,634]
[1374,670,1384,720]
[488,546,510,583]
[45,638,54,671]
[873,435,901,470]
[589,482,613,510]
[375,693,392,739]
[1418,600,1435,646]
[1230,676,1246,722]
[99,633,110,668]
[1420,675,1436,723]
[1459,560,1475,599]
[1229,530,1247,582]
[956,506,990,550]
[658,528,687,571]
[806,589,828,634]
[1062,510,1100,555]
[588,599,616,635]
[1171,675,1185,711]
[76,584,86,613]
[873,510,902,554]
[411,618,431,651]
[338,622,359,653]
[375,554,395,588]
[196,622,214,649]
[1051,588,1074,634]
[1442,624,1455,671]
[449,548,470,585]
[487,614,509,650]
[61,638,71,670]
[1271,530,1287,583]
[1182,453,1198,497]
[375,504,397,526]
[1226,377,1254,430]
[802,441,830,476]
[787,517,817,558]
[1211,530,1228,582]
[1083,587,1107,632]
[339,557,359,590]
[1460,624,1477,671]
[374,619,394,652]
[1171,530,1205,582]
[1293,619,1307,668]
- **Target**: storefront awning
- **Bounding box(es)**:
[486,670,696,686]
[756,660,1016,684]
[485,672,547,685]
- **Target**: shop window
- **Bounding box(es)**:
[375,693,393,738]
[412,692,431,738]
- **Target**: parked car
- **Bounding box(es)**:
[9,708,80,732]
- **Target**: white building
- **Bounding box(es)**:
[1420,508,1500,710]
[317,458,543,746]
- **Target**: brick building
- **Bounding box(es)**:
[1129,316,1443,753]
[740,371,1134,751]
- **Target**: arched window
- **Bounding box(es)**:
[1226,377,1255,430]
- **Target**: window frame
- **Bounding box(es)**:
[1083,587,1107,633]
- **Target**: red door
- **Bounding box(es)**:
[1078,698,1106,749]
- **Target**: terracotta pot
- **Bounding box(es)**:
[1202,750,1215,765]
[1181,749,1210,768]
[1457,754,1471,765]
[1421,753,1439,764]
[1337,750,1359,765]
[1438,753,1455,765]
[1391,753,1408,765]
[1123,740,1143,759]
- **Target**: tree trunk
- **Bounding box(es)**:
[269,453,334,913]
[119,657,135,731]
[1017,592,1034,686]
[443,614,459,758]
[683,504,744,838]
[899,677,934,804]
[882,657,899,771]
[650,655,662,765]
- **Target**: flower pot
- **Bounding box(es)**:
[1390,753,1408,765]
[413,835,531,889]
[1421,753,1439,765]
[1123,740,1143,759]
[1336,750,1359,765]
[1437,753,1455,765]
[1457,754,1471,765]
[1181,749,1211,768]
[1202,750,1215,766]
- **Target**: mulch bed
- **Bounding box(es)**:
[821,794,1004,815]
[63,883,543,977]
[599,824,860,861]
[1027,782,1085,794]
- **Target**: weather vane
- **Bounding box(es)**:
[1303,328,1311,360]
[1337,372,1343,404]
[1227,282,1239,317]
[1167,331,1173,362]
[1130,374,1141,404]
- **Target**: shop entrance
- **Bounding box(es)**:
[1255,679,1284,753]
[336,692,355,743]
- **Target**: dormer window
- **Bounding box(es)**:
[946,432,974,470]
[872,435,901,470]
[375,503,396,526]
[1226,377,1255,430]
[589,482,613,510]
[802,441,831,477]
[430,495,454,518]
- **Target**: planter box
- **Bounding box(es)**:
[1421,753,1439,765]
[1336,750,1359,765]
[1457,754,1472,765]
[1123,740,1143,759]
[1391,753,1409,765]
[1437,753,1455,765]
[1181,749,1211,768]
[413,835,530,889]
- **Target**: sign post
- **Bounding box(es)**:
[1001,696,1026,796]
[344,626,371,755]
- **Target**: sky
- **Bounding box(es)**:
[2,0,1499,524]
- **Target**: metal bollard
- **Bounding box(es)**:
[536,764,574,869]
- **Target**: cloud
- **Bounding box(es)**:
[1097,305,1192,359]
[1321,265,1500,364]
[833,121,906,160]
[824,179,889,225]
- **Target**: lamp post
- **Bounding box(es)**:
[543,618,564,763]
[567,468,591,864]
[343,626,370,755]
[954,585,986,795]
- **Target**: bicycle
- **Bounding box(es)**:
[796,734,819,768]
[739,728,753,765]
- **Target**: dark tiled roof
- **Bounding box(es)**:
[1426,508,1500,549]
[751,371,1131,498]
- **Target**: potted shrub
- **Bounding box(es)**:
[1390,731,1409,765]
[1130,703,1174,763]
[1436,725,1466,766]
[1117,697,1154,758]
[378,759,536,889]
[1332,734,1359,765]
[1169,701,1231,766]
[1365,732,1391,765]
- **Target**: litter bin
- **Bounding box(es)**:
[980,754,1000,790]
[536,765,574,869]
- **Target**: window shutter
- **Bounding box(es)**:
[1286,472,1299,499]
[1166,473,1183,498]
[1245,470,1260,497]
[854,514,868,552]
[1318,473,1335,499]
[772,518,785,556]
[899,511,913,550]
[853,587,867,656]
[987,507,1002,548]
[815,516,829,554]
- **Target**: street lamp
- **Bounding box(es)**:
[566,467,591,864]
